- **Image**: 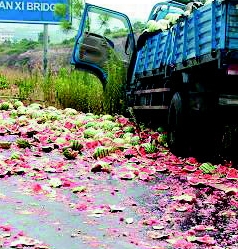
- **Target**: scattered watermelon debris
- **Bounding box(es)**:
[0,100,237,248]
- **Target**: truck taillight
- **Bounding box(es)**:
[227,64,238,75]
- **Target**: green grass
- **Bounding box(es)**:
[103,51,127,115]
[0,74,9,89]
[0,50,127,115]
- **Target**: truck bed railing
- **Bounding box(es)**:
[133,0,238,79]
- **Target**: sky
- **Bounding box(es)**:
[0,0,162,42]
[85,0,161,21]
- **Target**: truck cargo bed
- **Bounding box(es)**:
[134,0,238,78]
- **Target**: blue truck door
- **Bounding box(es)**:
[71,3,135,83]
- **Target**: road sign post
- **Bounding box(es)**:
[43,24,49,77]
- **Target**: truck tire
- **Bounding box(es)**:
[168,92,189,156]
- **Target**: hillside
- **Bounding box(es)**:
[0,35,135,73]
[0,46,73,72]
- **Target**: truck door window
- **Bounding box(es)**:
[79,6,134,66]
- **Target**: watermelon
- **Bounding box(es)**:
[63,148,78,159]
[0,141,12,149]
[199,162,216,174]
[141,143,158,154]
[16,139,31,148]
[226,168,238,180]
[70,140,83,152]
[13,100,24,109]
[93,146,111,159]
[130,136,140,145]
[17,106,27,115]
[29,103,42,110]
[183,165,197,172]
[83,128,98,138]
[123,126,135,133]
[100,120,118,131]
[63,108,78,116]
[101,114,114,121]
[0,102,10,111]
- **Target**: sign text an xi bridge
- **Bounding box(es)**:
[0,0,70,24]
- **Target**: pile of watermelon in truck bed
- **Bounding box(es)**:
[71,0,238,158]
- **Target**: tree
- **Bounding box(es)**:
[132,21,146,33]
[38,32,50,44]
[61,37,75,45]
[38,32,43,43]
[54,0,84,32]
[104,28,111,36]
[98,14,111,29]
[94,14,112,35]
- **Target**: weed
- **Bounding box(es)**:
[0,74,9,89]
[0,61,126,116]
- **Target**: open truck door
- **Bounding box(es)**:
[71,3,135,83]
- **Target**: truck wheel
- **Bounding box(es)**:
[168,92,189,156]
